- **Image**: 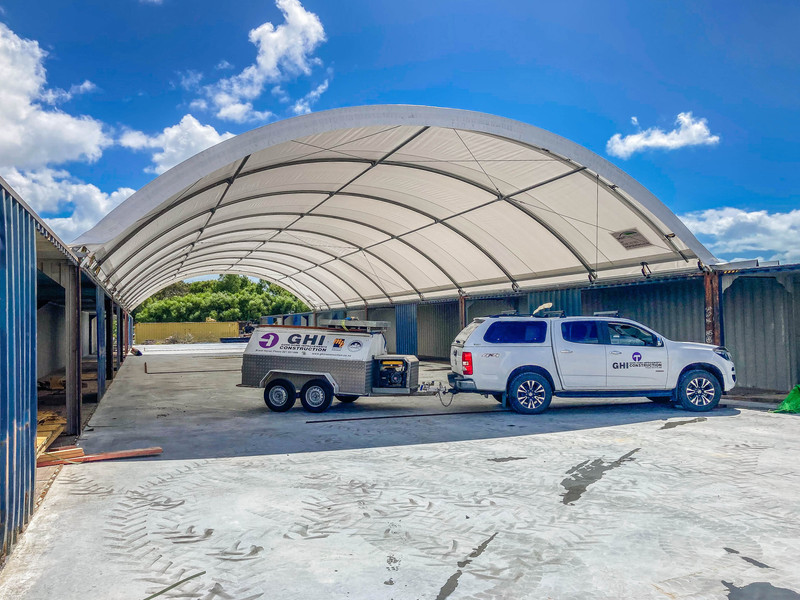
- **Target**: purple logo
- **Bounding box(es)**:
[632,352,642,362]
[259,333,279,349]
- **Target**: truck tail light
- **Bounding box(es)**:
[462,352,473,375]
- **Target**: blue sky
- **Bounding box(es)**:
[0,0,798,263]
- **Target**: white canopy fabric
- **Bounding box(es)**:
[74,105,715,310]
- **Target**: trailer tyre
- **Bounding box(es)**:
[336,395,359,403]
[264,380,296,412]
[677,369,721,412]
[301,379,334,413]
[507,372,552,415]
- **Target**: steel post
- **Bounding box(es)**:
[95,287,106,398]
[65,263,82,436]
[105,297,114,381]
[115,305,122,368]
[704,271,722,346]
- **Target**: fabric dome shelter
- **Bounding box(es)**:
[73,105,716,310]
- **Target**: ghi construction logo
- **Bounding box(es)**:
[613,351,662,370]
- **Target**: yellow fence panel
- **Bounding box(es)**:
[134,322,240,344]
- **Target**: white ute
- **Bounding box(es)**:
[448,314,736,414]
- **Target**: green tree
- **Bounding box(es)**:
[134,275,309,323]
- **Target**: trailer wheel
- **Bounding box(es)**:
[336,395,359,403]
[507,372,552,415]
[264,379,296,412]
[301,379,334,413]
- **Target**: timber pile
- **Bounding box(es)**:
[37,446,163,468]
[36,411,66,457]
[38,364,98,391]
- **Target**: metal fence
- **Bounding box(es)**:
[0,185,37,556]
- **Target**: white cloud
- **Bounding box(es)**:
[0,23,112,171]
[680,207,800,264]
[39,79,98,105]
[607,112,720,159]
[212,97,272,123]
[291,78,329,115]
[4,168,134,242]
[177,69,203,91]
[216,59,234,70]
[119,114,235,174]
[271,85,289,103]
[69,79,97,95]
[199,0,326,122]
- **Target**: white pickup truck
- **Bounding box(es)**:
[448,315,736,414]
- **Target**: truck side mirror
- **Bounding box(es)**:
[656,338,664,347]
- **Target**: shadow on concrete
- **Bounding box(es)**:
[78,353,741,461]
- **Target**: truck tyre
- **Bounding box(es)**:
[264,379,296,412]
[647,396,671,404]
[336,395,359,403]
[677,369,721,412]
[301,379,334,413]
[507,372,552,415]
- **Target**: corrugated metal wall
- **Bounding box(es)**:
[467,297,518,321]
[528,288,583,316]
[418,302,460,358]
[0,186,37,557]
[395,303,418,355]
[134,321,239,343]
[722,275,797,391]
[370,307,397,353]
[582,279,705,343]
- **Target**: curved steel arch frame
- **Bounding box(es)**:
[75,105,716,309]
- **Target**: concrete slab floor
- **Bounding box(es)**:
[2,348,799,599]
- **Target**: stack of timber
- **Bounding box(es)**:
[35,411,66,457]
[37,446,163,467]
[37,360,98,391]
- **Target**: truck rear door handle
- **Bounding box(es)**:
[560,349,573,354]
[610,351,622,355]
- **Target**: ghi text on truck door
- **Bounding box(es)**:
[604,321,668,389]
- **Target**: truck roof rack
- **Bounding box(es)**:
[535,310,566,318]
[593,310,621,317]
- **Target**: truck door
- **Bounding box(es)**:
[604,321,668,389]
[555,320,606,389]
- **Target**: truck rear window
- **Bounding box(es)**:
[483,321,547,344]
[454,319,484,344]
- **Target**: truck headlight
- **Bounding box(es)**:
[713,346,732,362]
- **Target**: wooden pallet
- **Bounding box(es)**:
[36,411,66,458]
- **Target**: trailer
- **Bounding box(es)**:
[241,319,439,413]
